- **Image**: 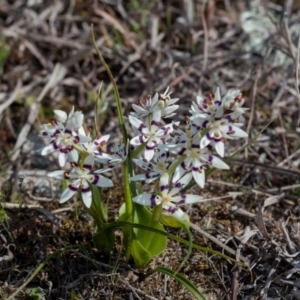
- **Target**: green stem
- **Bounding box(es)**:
[131,142,147,159]
[175,224,193,274]
[123,161,134,260]
[91,25,127,141]
[167,155,187,177]
[144,203,163,250]
[91,25,136,260]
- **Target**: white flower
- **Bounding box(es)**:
[48,154,113,208]
[133,173,204,221]
[130,93,159,119]
[66,107,84,131]
[80,131,111,162]
[54,106,84,131]
[40,122,90,167]
[199,119,248,157]
[190,87,223,120]
[222,90,249,116]
[95,141,128,173]
[130,87,180,120]
[130,148,172,183]
[129,114,174,161]
[172,126,229,187]
[157,87,180,118]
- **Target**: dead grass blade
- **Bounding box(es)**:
[296,34,300,124]
[0,79,21,116]
[255,194,285,240]
[10,63,61,162]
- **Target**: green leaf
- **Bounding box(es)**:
[119,203,134,260]
[25,287,46,300]
[84,184,114,255]
[93,229,115,255]
[160,212,191,228]
[130,234,152,268]
[119,203,167,267]
[103,221,247,266]
[148,267,206,300]
[134,204,167,258]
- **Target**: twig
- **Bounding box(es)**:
[263,257,281,299]
[277,148,300,167]
[296,35,300,124]
[245,67,261,160]
[190,223,249,264]
[200,2,208,75]
[271,64,294,108]
[24,191,53,202]
[230,158,300,178]
[3,203,42,209]
[119,279,159,300]
[278,109,290,168]
[0,79,21,116]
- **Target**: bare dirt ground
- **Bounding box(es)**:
[1,0,300,299]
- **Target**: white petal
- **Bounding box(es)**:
[178,171,193,186]
[95,152,114,163]
[215,87,221,101]
[152,109,162,123]
[151,93,159,106]
[133,159,154,171]
[210,156,229,169]
[130,174,147,181]
[84,154,95,168]
[129,115,143,129]
[78,134,91,143]
[192,167,205,188]
[162,205,186,221]
[133,194,161,206]
[60,188,77,203]
[170,172,192,196]
[130,136,144,146]
[231,126,248,138]
[41,143,55,156]
[144,142,155,161]
[78,127,87,136]
[67,111,84,131]
[58,152,67,167]
[200,135,211,149]
[100,134,110,143]
[81,190,92,208]
[172,165,186,183]
[215,141,225,157]
[68,149,79,163]
[132,104,146,114]
[162,105,179,117]
[93,175,113,187]
[54,110,67,123]
[95,166,114,174]
[47,170,65,180]
[173,194,203,204]
[160,173,170,196]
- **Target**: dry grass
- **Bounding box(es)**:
[1,0,300,299]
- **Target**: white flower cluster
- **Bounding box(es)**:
[129,87,248,220]
[40,107,127,208]
[40,87,248,221]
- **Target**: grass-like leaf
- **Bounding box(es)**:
[102,221,248,266]
[148,266,206,300]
